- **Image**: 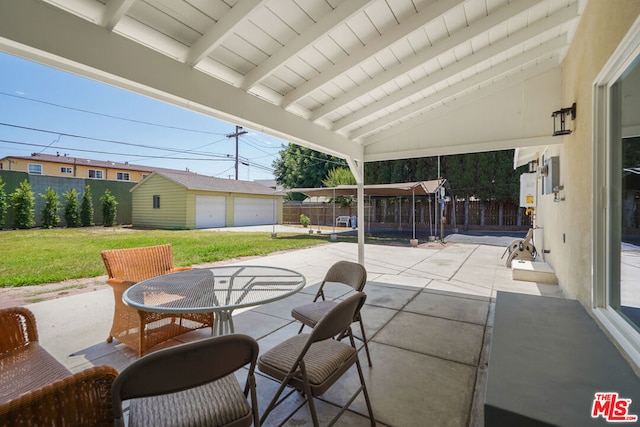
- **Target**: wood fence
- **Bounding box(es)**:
[284,197,532,230]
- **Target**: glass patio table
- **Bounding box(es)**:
[123,265,306,336]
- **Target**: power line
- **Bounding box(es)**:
[215,166,236,179]
[0,91,227,136]
[243,138,281,158]
[0,138,274,173]
[0,138,237,161]
[0,122,229,159]
[132,137,229,163]
[0,121,274,175]
[280,145,347,168]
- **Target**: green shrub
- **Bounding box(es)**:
[100,189,118,227]
[80,185,94,226]
[40,186,61,229]
[63,188,80,227]
[0,177,7,229]
[300,213,310,228]
[9,180,35,229]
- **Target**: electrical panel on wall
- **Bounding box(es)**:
[539,156,560,195]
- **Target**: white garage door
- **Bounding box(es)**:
[195,196,226,228]
[234,198,277,226]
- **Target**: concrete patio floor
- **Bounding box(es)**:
[24,240,564,426]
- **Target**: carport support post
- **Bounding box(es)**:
[329,188,338,241]
[330,188,337,241]
[410,189,418,247]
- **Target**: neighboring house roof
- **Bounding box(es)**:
[135,171,278,196]
[1,153,177,173]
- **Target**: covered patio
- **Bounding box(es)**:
[3,0,640,424]
[0,0,579,265]
[24,240,563,426]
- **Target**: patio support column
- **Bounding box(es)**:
[357,170,365,264]
[346,156,365,265]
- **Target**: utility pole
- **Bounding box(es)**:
[226,125,248,180]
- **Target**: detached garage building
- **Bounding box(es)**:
[131,171,282,229]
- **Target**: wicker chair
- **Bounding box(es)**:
[0,307,117,426]
[101,244,214,356]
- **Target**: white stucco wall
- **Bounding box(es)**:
[541,0,640,307]
[364,67,561,161]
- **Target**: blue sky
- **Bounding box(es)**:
[0,52,285,181]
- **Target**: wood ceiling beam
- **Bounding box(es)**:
[362,58,560,151]
[350,37,567,140]
[311,0,571,122]
[101,0,136,31]
[241,0,371,91]
[280,0,466,108]
[185,0,265,67]
[332,4,578,131]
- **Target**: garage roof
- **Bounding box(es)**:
[134,170,278,195]
[0,0,581,168]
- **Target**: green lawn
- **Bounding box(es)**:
[0,227,330,287]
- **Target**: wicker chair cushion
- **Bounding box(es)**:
[128,373,251,427]
[259,334,355,386]
[291,300,337,327]
[0,343,70,402]
[0,365,117,426]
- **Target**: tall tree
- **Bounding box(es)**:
[474,152,495,225]
[323,167,356,207]
[365,161,391,184]
[415,157,438,181]
[273,144,347,200]
[444,154,479,230]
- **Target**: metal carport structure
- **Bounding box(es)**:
[287,180,446,241]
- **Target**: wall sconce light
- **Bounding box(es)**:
[527,160,538,173]
[551,102,577,136]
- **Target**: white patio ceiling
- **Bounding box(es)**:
[0,0,581,171]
